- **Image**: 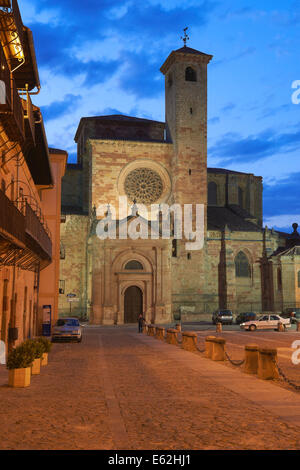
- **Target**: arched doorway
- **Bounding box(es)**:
[124,286,143,323]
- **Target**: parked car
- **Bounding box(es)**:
[240,314,291,331]
[212,310,233,325]
[236,312,257,325]
[281,308,300,324]
[52,317,82,342]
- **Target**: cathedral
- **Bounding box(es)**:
[59,45,300,324]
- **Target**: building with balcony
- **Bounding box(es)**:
[0,1,67,352]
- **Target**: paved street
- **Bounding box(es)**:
[1,325,300,450]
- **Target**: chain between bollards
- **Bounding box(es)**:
[225,351,245,366]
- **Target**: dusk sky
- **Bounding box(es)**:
[18,0,300,232]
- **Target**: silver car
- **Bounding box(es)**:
[240,314,291,331]
[52,317,82,342]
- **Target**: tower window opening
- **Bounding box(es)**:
[189,169,192,175]
[190,107,193,114]
[185,66,197,82]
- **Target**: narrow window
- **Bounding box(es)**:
[235,252,251,278]
[59,280,65,294]
[172,239,177,257]
[238,187,244,209]
[208,181,217,206]
[277,268,282,291]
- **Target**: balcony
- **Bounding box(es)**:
[0,187,25,251]
[0,45,24,142]
[25,202,52,261]
[0,0,24,67]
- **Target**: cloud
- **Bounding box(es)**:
[212,47,256,67]
[263,172,300,221]
[209,125,300,164]
[264,214,300,232]
[41,94,82,121]
[118,51,163,98]
[208,116,220,125]
[221,102,235,113]
[25,0,216,97]
[259,104,291,119]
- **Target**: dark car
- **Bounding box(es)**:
[52,317,82,342]
[236,312,257,325]
[212,310,233,325]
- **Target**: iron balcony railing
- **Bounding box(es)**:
[25,202,52,260]
[0,0,24,61]
[0,44,24,141]
[0,187,25,245]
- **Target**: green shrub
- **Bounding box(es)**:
[36,336,52,354]
[7,344,35,370]
[23,339,44,359]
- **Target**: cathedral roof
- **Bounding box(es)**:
[75,115,165,142]
[207,206,261,232]
[207,167,255,177]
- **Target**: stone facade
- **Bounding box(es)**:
[59,45,294,323]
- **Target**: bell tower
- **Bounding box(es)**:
[160,43,213,209]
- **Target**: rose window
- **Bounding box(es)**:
[124,168,163,204]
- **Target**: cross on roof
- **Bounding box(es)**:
[181,27,189,47]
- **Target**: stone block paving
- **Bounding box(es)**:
[0,326,300,450]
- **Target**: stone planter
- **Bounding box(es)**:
[41,352,48,366]
[31,358,41,375]
[8,367,31,388]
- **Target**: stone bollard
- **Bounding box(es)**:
[244,344,259,374]
[216,322,222,333]
[150,325,156,336]
[211,337,226,361]
[175,323,182,332]
[182,331,198,352]
[155,327,165,340]
[205,336,216,359]
[258,348,279,380]
[297,321,300,332]
[166,328,178,345]
[277,322,285,332]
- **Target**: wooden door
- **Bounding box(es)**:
[124,286,143,323]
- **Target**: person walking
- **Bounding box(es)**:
[138,313,145,333]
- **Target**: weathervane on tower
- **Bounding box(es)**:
[181,27,189,47]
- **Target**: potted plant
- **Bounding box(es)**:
[23,339,44,375]
[36,337,52,366]
[7,344,35,388]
